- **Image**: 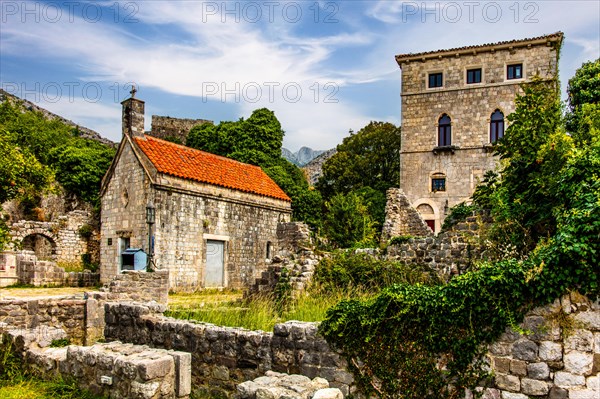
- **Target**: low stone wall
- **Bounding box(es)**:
[104,303,355,397]
[0,296,88,344]
[1,325,191,399]
[236,371,341,399]
[104,270,170,305]
[0,250,100,287]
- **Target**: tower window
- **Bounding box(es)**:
[438,114,451,146]
[507,64,523,80]
[432,178,446,192]
[490,110,505,143]
[467,68,482,84]
[428,72,443,88]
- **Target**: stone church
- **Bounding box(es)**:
[100,93,292,291]
[395,32,563,233]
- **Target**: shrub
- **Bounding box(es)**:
[314,250,437,291]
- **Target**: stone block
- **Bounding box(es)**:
[539,341,562,362]
[564,351,594,375]
[500,392,528,399]
[548,386,568,399]
[520,378,549,396]
[566,329,595,352]
[509,359,527,376]
[313,388,343,399]
[512,339,538,361]
[170,351,192,397]
[494,373,520,392]
[527,362,549,380]
[554,371,586,387]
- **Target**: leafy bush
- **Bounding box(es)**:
[388,235,414,246]
[314,251,437,291]
[441,202,477,231]
[323,192,377,248]
[78,224,94,239]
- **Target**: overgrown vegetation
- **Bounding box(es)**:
[0,99,115,250]
[320,63,600,398]
[317,122,401,246]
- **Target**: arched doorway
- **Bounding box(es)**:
[22,234,57,261]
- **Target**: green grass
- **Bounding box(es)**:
[166,287,371,331]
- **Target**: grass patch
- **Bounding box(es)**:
[167,287,372,331]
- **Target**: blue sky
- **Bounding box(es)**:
[1,1,599,151]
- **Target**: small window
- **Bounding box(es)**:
[428,72,443,88]
[438,114,451,146]
[432,178,446,192]
[490,110,505,143]
[467,68,482,84]
[266,241,273,259]
[507,64,523,80]
[119,237,130,271]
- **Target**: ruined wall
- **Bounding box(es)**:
[398,36,561,230]
[104,270,169,305]
[101,139,292,291]
[1,325,191,399]
[381,188,434,240]
[386,214,489,279]
[9,210,94,265]
[0,296,88,344]
[150,115,212,144]
[0,251,99,288]
[104,303,355,397]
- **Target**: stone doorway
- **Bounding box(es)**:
[22,234,57,261]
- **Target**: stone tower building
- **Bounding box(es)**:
[395,33,562,233]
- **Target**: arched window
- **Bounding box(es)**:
[438,114,451,146]
[490,110,504,143]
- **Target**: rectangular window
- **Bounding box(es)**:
[466,68,482,84]
[432,178,446,192]
[507,64,523,80]
[428,72,443,88]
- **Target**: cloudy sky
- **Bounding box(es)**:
[1,1,599,151]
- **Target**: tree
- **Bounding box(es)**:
[316,122,400,234]
[48,140,116,205]
[474,78,571,254]
[187,108,321,226]
[323,192,376,248]
[566,59,600,145]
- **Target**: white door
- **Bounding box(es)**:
[205,240,224,287]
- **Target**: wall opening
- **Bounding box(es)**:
[21,234,56,261]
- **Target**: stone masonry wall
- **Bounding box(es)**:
[381,188,433,240]
[104,303,355,398]
[9,210,94,264]
[0,250,99,287]
[386,214,489,279]
[150,115,212,144]
[103,270,170,305]
[0,296,88,344]
[483,292,600,399]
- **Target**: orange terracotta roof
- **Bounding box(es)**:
[134,135,291,202]
[396,32,563,63]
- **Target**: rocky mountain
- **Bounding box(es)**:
[0,89,115,147]
[281,146,326,166]
[302,148,337,186]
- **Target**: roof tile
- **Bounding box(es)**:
[134,135,291,202]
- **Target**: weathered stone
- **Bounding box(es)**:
[565,329,595,352]
[548,386,568,399]
[494,373,520,392]
[527,362,550,380]
[564,351,594,375]
[491,357,510,374]
[539,341,563,362]
[500,392,528,399]
[510,359,527,376]
[554,371,586,387]
[512,339,538,361]
[521,378,549,395]
[312,388,343,399]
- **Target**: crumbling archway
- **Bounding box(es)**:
[21,233,57,261]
